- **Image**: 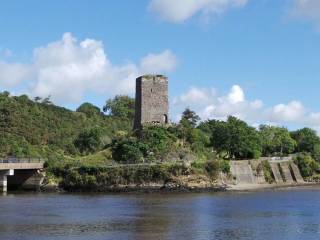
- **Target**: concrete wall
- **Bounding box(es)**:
[0,162,43,170]
[270,162,283,183]
[230,161,256,184]
[279,162,294,183]
[231,159,305,186]
[0,171,8,192]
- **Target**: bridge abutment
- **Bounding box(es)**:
[0,159,44,192]
[7,170,44,191]
[0,170,14,192]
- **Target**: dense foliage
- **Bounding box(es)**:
[0,92,132,158]
[259,125,296,156]
[2,91,320,182]
[199,116,262,159]
[291,128,320,161]
[294,153,320,178]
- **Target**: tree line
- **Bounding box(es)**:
[1,91,320,167]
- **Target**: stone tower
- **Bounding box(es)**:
[134,75,169,129]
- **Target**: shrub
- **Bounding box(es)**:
[74,128,102,154]
[60,164,172,190]
[219,160,230,174]
[139,125,177,158]
[261,160,275,183]
[294,153,320,178]
[111,137,148,163]
[205,160,220,179]
[166,163,189,176]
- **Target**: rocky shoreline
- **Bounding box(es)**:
[40,181,320,193]
[40,182,227,193]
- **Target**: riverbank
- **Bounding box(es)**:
[41,159,318,193]
[227,182,320,192]
[41,178,320,193]
[41,175,227,193]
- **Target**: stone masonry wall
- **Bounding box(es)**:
[134,75,169,128]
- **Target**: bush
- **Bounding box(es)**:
[74,128,102,154]
[261,160,275,183]
[294,153,320,178]
[205,160,220,178]
[111,136,148,163]
[60,165,172,190]
[139,125,177,159]
[219,160,230,174]
[166,163,189,176]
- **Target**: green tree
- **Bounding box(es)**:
[34,96,42,102]
[199,120,230,157]
[74,128,102,154]
[42,95,52,105]
[202,116,262,159]
[180,108,200,128]
[227,116,262,159]
[139,125,177,159]
[103,95,135,120]
[294,153,320,177]
[291,128,320,160]
[77,103,101,117]
[259,125,296,156]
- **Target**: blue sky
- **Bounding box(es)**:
[1,0,320,130]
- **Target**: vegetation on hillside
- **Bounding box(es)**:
[1,91,320,184]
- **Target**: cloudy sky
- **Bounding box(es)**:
[1,0,320,130]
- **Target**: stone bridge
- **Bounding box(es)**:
[0,158,44,192]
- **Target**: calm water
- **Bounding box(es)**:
[1,188,320,240]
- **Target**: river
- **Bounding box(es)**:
[1,187,320,240]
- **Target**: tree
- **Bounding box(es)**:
[202,116,262,159]
[259,125,296,156]
[77,103,101,117]
[200,119,230,156]
[103,95,135,120]
[174,108,201,148]
[227,116,262,159]
[291,128,320,160]
[34,96,42,102]
[180,108,200,128]
[74,128,102,154]
[139,125,177,158]
[294,153,320,177]
[42,95,52,105]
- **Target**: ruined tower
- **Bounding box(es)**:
[134,75,169,129]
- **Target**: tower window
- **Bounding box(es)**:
[151,88,153,93]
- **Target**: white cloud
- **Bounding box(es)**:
[268,101,305,122]
[140,49,178,74]
[0,33,178,104]
[148,0,248,23]
[0,61,31,87]
[173,86,216,105]
[227,85,244,104]
[174,85,261,121]
[291,0,320,27]
[173,85,320,131]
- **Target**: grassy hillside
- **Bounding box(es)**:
[2,90,320,187]
[0,91,131,161]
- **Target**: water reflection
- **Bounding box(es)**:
[0,188,320,239]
